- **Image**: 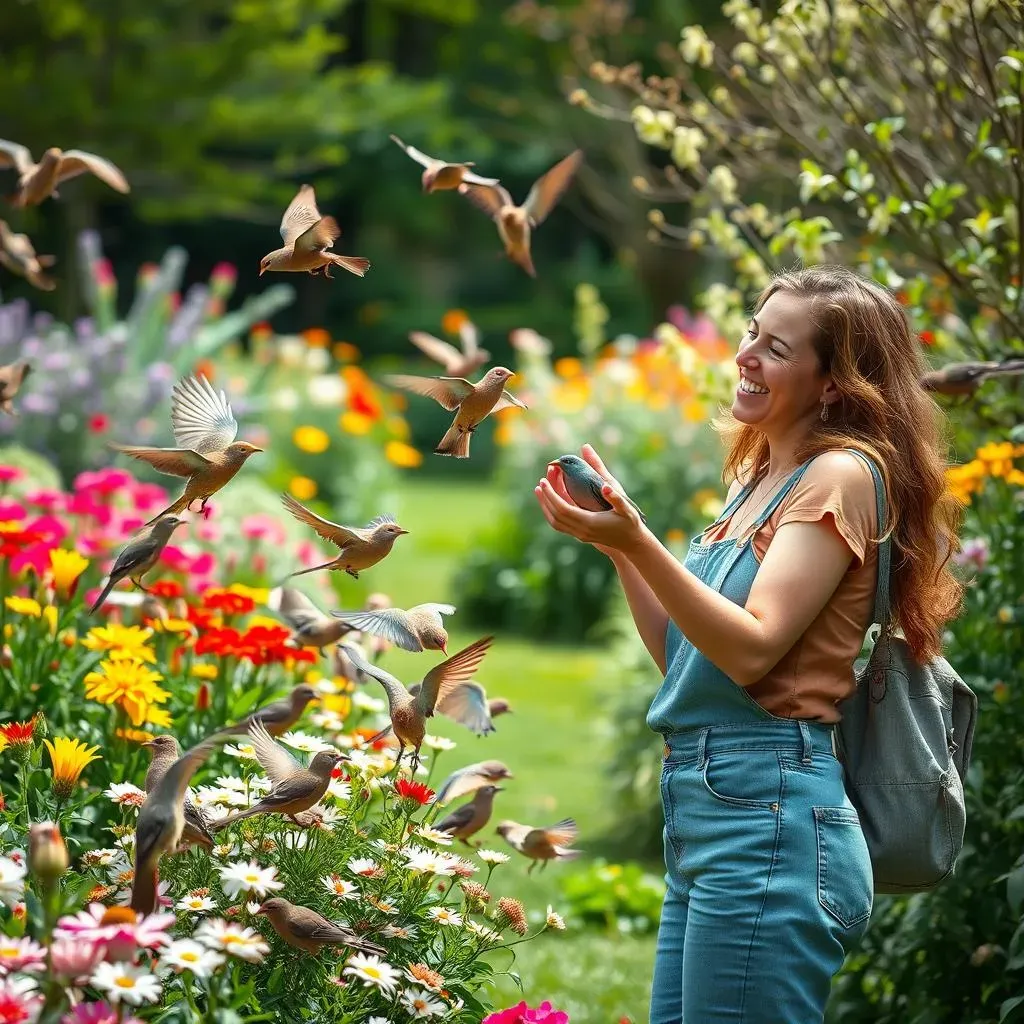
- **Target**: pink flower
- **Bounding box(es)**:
[297,541,321,567]
[210,261,237,283]
[953,536,989,572]
[196,521,221,544]
[0,501,25,521]
[9,542,56,579]
[483,1002,569,1024]
[62,1000,143,1024]
[88,414,109,434]
[73,468,133,499]
[241,514,286,545]
[48,939,104,982]
[0,935,47,973]
[0,975,43,1022]
[24,490,64,512]
[54,904,174,963]
[93,258,116,289]
[130,483,169,512]
[0,466,24,484]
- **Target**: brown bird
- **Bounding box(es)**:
[0,140,130,207]
[389,135,500,193]
[111,374,263,527]
[496,817,581,874]
[434,760,514,805]
[90,515,187,613]
[0,221,56,290]
[338,636,494,764]
[409,319,491,377]
[223,684,319,737]
[256,897,385,956]
[268,587,354,651]
[384,366,526,459]
[211,722,344,829]
[423,678,504,736]
[437,785,504,846]
[0,361,31,416]
[920,358,1024,396]
[142,736,215,851]
[459,149,584,277]
[259,184,370,279]
[281,495,408,579]
[329,602,456,654]
[130,731,226,915]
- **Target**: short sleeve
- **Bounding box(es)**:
[774,451,879,568]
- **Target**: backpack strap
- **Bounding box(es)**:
[841,448,892,633]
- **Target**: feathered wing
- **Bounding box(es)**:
[107,533,162,579]
[500,821,534,849]
[271,587,327,634]
[249,721,300,786]
[492,390,528,413]
[389,135,436,169]
[460,182,514,220]
[294,216,340,256]
[415,635,494,716]
[458,319,480,358]
[337,642,411,707]
[382,374,475,412]
[330,608,421,651]
[541,817,579,847]
[523,149,584,226]
[109,445,211,477]
[437,802,477,833]
[409,331,463,373]
[280,185,322,245]
[55,151,130,192]
[435,681,494,735]
[281,494,358,546]
[0,140,34,174]
[170,374,238,454]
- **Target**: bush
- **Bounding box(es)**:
[557,859,666,936]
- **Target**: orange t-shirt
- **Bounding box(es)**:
[702,452,880,722]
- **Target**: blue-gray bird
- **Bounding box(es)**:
[90,516,186,613]
[548,454,646,523]
[437,785,504,846]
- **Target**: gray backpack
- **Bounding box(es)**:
[834,449,978,895]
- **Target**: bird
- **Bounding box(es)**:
[110,373,263,527]
[222,684,319,738]
[259,184,370,279]
[384,366,526,459]
[256,897,385,956]
[434,760,514,806]
[329,602,456,654]
[389,135,500,193]
[338,636,494,764]
[280,495,408,580]
[89,516,187,613]
[495,817,581,874]
[0,140,130,207]
[0,361,31,416]
[267,587,355,651]
[409,319,491,377]
[130,731,226,914]
[920,358,1024,396]
[436,785,504,846]
[548,454,647,523]
[488,698,513,719]
[373,673,505,739]
[211,722,344,830]
[458,149,584,277]
[142,736,215,851]
[0,221,56,290]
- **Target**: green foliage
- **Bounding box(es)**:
[557,859,666,936]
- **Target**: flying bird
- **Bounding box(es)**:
[409,319,491,377]
[89,516,187,613]
[458,149,584,277]
[495,817,581,874]
[0,221,56,290]
[384,366,526,459]
[267,587,355,651]
[434,760,514,805]
[280,495,408,579]
[920,358,1024,396]
[0,140,129,207]
[548,454,647,523]
[329,602,456,654]
[437,785,504,846]
[111,374,263,527]
[389,135,500,193]
[256,897,385,956]
[142,736,215,851]
[223,684,319,738]
[259,184,370,279]
[0,361,31,416]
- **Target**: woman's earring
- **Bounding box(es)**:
[820,402,830,422]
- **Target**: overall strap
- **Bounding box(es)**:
[840,447,892,630]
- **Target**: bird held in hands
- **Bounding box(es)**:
[920,358,1024,396]
[384,366,526,459]
[0,139,129,207]
[330,602,456,654]
[434,760,514,805]
[549,454,647,523]
[222,683,319,738]
[142,735,215,851]
[268,587,355,651]
[389,135,500,193]
[260,184,369,279]
[256,897,385,956]
[409,318,491,377]
[496,817,581,874]
[111,374,263,527]
[0,221,56,290]
[89,515,187,613]
[437,785,504,846]
[0,361,31,416]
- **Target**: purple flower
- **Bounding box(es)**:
[953,536,989,571]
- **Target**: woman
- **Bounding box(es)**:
[534,265,963,1024]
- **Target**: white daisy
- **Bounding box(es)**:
[195,785,248,808]
[465,920,502,944]
[367,1018,394,1024]
[327,778,352,802]
[380,923,417,940]
[426,907,462,926]
[311,710,346,732]
[212,843,235,859]
[194,919,269,963]
[245,901,261,915]
[214,776,249,793]
[545,905,566,930]
[308,806,344,831]
[218,861,284,901]
[351,691,385,713]
[400,987,446,1018]
[405,849,459,877]
[477,849,510,865]
[278,730,334,754]
[343,953,400,993]
[103,782,146,809]
[81,848,129,870]
[248,775,272,795]
[415,827,454,847]
[162,939,225,978]
[320,875,359,900]
[176,895,216,914]
[223,743,258,761]
[0,856,26,909]
[422,735,456,752]
[345,749,377,772]
[90,961,161,1005]
[347,858,380,877]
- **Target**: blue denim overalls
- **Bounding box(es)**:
[646,454,874,1024]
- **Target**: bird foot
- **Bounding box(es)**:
[345,569,360,579]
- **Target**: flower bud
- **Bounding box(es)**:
[30,822,69,885]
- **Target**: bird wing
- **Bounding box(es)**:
[460,182,514,220]
[281,494,358,545]
[329,608,420,651]
[437,802,477,833]
[0,140,34,174]
[501,821,534,848]
[492,389,528,413]
[170,374,238,454]
[459,319,480,358]
[435,768,485,805]
[110,444,212,477]
[409,331,463,372]
[249,721,300,786]
[254,770,320,810]
[272,587,326,633]
[435,681,494,736]
[55,150,130,192]
[0,362,30,393]
[382,374,475,412]
[108,533,163,579]
[542,817,578,846]
[523,149,584,227]
[416,635,494,715]
[337,642,409,706]
[133,800,175,870]
[279,185,322,245]
[294,216,341,256]
[389,135,437,169]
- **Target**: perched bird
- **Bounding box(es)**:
[142,736,215,851]
[549,454,647,523]
[0,361,31,416]
[329,602,456,654]
[111,374,263,527]
[0,140,129,207]
[256,897,385,956]
[260,184,370,279]
[0,221,56,290]
[409,319,491,377]
[389,135,500,193]
[339,636,494,763]
[384,366,526,459]
[459,149,584,277]
[130,731,226,914]
[281,495,408,579]
[268,587,354,651]
[437,785,504,846]
[222,684,319,738]
[212,722,343,829]
[89,515,186,613]
[920,358,1024,396]
[496,817,581,874]
[434,760,514,806]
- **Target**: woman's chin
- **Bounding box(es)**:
[730,398,762,426]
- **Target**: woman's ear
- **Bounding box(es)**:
[820,377,841,407]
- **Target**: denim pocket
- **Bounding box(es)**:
[701,750,780,809]
[814,806,873,930]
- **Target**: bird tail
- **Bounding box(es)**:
[554,846,583,860]
[327,254,371,278]
[351,934,388,957]
[284,559,338,581]
[142,495,190,529]
[129,867,160,915]
[208,808,258,833]
[89,576,118,614]
[434,420,471,458]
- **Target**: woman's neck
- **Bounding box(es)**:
[762,420,815,479]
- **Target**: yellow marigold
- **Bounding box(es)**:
[149,617,195,636]
[1006,469,1024,488]
[441,309,470,335]
[339,410,374,436]
[48,548,89,599]
[385,441,423,469]
[682,398,707,423]
[115,727,155,744]
[223,582,269,605]
[554,357,584,379]
[246,614,282,631]
[84,658,170,727]
[145,706,173,728]
[81,624,155,662]
[5,596,41,617]
[44,737,100,800]
[333,341,360,363]
[289,476,318,501]
[190,663,218,681]
[975,441,1017,478]
[302,327,331,348]
[385,415,411,441]
[945,460,987,505]
[292,425,330,454]
[321,693,352,717]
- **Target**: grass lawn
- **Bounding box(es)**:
[368,474,658,1022]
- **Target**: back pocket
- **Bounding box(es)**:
[814,806,873,930]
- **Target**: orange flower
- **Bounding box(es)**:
[384,441,423,469]
[342,366,382,420]
[441,309,470,335]
[193,359,216,382]
[289,476,317,500]
[302,327,331,348]
[332,341,361,363]
[554,357,584,379]
[202,588,255,616]
[250,321,274,341]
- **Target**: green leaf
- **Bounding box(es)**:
[1001,996,1024,1022]
[1007,860,1024,914]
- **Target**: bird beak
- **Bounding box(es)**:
[141,740,155,750]
[259,267,266,277]
[501,771,514,779]
[440,643,448,656]
[254,903,266,915]
[397,528,410,536]
[493,786,505,793]
[250,446,265,453]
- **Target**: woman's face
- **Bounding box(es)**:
[731,290,834,434]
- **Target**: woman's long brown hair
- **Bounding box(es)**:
[717,265,963,661]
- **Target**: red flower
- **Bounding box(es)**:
[395,778,435,805]
[186,605,221,631]
[0,720,35,747]
[88,413,109,434]
[195,683,211,711]
[150,580,183,599]
[919,330,936,345]
[194,626,245,658]
[0,528,43,559]
[202,589,255,616]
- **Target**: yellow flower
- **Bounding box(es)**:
[340,411,373,436]
[682,398,707,423]
[190,663,218,681]
[693,488,725,520]
[333,341,361,363]
[321,693,352,718]
[5,596,41,617]
[149,617,195,636]
[42,606,58,637]
[145,706,173,728]
[554,357,584,379]
[48,549,89,599]
[945,460,987,505]
[385,441,423,469]
[246,614,282,631]
[1006,469,1024,488]
[665,528,687,546]
[386,415,411,441]
[975,441,1016,477]
[292,425,330,454]
[0,735,6,754]
[225,583,269,605]
[81,624,155,663]
[84,658,170,727]
[116,727,155,744]
[44,737,100,800]
[289,476,318,501]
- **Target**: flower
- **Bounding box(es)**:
[162,939,225,978]
[415,826,454,846]
[49,941,104,983]
[0,720,35,753]
[289,476,318,500]
[395,778,434,805]
[465,920,502,944]
[0,976,43,1022]
[194,919,269,962]
[0,856,27,909]
[80,624,155,661]
[321,875,359,900]
[49,548,89,598]
[441,309,470,335]
[342,953,401,993]
[84,658,169,727]
[426,907,462,926]
[422,734,456,752]
[218,860,284,900]
[44,737,101,799]
[404,849,459,876]
[347,858,380,877]
[477,849,510,865]
[89,961,161,1006]
[483,1002,569,1024]
[384,441,423,468]
[176,894,216,914]
[545,905,566,930]
[292,425,330,454]
[405,963,445,992]
[401,988,447,1018]
[104,782,146,809]
[953,536,989,571]
[202,587,256,616]
[460,880,491,907]
[4,596,41,617]
[0,936,47,973]
[495,897,528,935]
[54,905,174,962]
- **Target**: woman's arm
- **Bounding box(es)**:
[607,550,670,675]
